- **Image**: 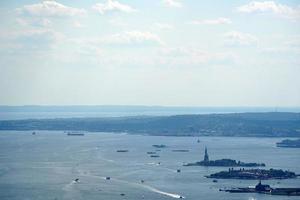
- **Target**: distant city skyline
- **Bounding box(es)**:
[0,0,299,106]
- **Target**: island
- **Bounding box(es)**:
[276,139,300,148]
[183,148,265,167]
[1,112,300,137]
[206,168,297,180]
[220,181,300,196]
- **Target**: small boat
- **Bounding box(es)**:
[67,133,85,136]
[141,180,145,183]
[213,179,218,183]
[150,155,160,158]
[32,132,36,135]
[172,150,189,152]
[106,177,111,180]
[116,150,129,152]
[152,144,167,148]
[177,169,181,173]
[74,178,79,182]
[147,151,156,154]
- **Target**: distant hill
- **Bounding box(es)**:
[1,105,300,120]
[0,112,299,137]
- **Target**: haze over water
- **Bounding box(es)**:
[1,106,300,120]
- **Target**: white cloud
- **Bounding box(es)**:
[73,21,84,28]
[224,31,258,46]
[1,28,63,43]
[18,29,63,43]
[158,47,237,66]
[0,28,64,53]
[153,23,173,30]
[17,1,86,17]
[106,31,164,45]
[16,18,52,27]
[261,36,300,55]
[284,36,300,48]
[108,18,128,27]
[55,31,164,65]
[163,0,182,8]
[190,18,232,25]
[92,0,137,15]
[67,31,163,48]
[237,1,300,20]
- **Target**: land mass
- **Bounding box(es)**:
[276,139,300,148]
[0,112,300,137]
[206,168,297,180]
[184,159,265,167]
[184,148,265,167]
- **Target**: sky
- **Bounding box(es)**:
[0,0,299,107]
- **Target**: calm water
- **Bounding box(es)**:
[0,131,299,200]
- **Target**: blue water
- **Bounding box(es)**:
[0,131,299,200]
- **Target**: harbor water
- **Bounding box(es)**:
[0,131,299,200]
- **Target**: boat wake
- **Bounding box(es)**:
[62,168,185,199]
[142,184,185,199]
[62,180,78,191]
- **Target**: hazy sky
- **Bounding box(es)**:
[0,0,299,106]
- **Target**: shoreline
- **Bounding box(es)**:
[1,130,300,139]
